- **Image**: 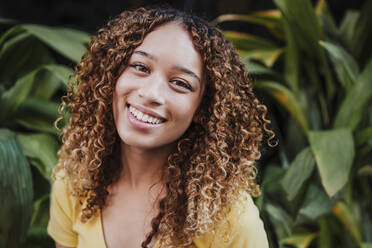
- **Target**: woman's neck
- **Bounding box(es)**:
[118,141,174,191]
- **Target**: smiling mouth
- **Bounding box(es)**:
[127,104,167,124]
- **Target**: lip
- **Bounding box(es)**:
[126,105,164,130]
[128,103,167,121]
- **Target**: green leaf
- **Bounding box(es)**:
[30,65,72,99]
[308,128,355,196]
[43,64,73,87]
[223,31,278,51]
[0,64,69,123]
[239,47,284,67]
[0,129,33,245]
[241,59,278,75]
[361,243,372,248]
[254,80,309,133]
[334,58,372,131]
[265,202,293,239]
[282,17,299,93]
[280,147,316,201]
[296,184,333,224]
[332,201,362,245]
[22,24,88,62]
[318,216,332,248]
[56,27,91,44]
[0,33,55,86]
[274,0,335,100]
[14,98,59,134]
[339,10,359,50]
[213,11,284,39]
[320,40,359,92]
[355,127,372,146]
[0,25,25,45]
[30,194,50,227]
[315,0,338,39]
[350,0,372,64]
[281,231,317,248]
[17,132,59,181]
[0,70,38,122]
[274,0,322,54]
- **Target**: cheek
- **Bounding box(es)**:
[171,96,201,123]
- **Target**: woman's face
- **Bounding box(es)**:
[113,22,204,150]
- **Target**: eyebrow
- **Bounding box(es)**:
[133,50,201,83]
[133,50,157,61]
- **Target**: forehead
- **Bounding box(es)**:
[133,23,203,67]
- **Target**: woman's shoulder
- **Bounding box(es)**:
[194,192,269,248]
[50,169,83,217]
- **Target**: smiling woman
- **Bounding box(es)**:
[47,7,274,248]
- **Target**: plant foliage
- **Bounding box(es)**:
[215,0,372,247]
[0,21,89,247]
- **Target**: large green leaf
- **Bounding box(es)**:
[254,80,309,133]
[0,64,72,122]
[265,202,293,239]
[15,98,59,134]
[17,132,59,181]
[334,58,372,131]
[0,129,33,246]
[308,128,355,196]
[0,70,38,123]
[280,147,316,201]
[320,40,359,92]
[296,184,333,224]
[0,34,55,86]
[22,24,89,62]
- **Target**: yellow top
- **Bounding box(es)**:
[47,175,269,248]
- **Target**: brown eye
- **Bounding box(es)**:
[171,80,192,91]
[130,64,150,73]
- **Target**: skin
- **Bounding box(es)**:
[56,22,204,248]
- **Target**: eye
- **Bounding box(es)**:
[130,63,150,73]
[170,79,192,91]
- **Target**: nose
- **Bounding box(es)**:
[137,73,166,106]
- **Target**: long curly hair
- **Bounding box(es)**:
[53,6,275,248]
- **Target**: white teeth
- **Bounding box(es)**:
[128,105,162,124]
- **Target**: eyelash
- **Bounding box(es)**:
[130,63,149,73]
[129,63,193,91]
[171,79,192,91]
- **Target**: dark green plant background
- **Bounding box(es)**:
[0,0,371,247]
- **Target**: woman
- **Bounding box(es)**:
[48,7,274,248]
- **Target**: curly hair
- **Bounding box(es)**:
[53,6,275,248]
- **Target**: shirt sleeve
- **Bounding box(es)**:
[47,176,78,247]
[229,194,269,248]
